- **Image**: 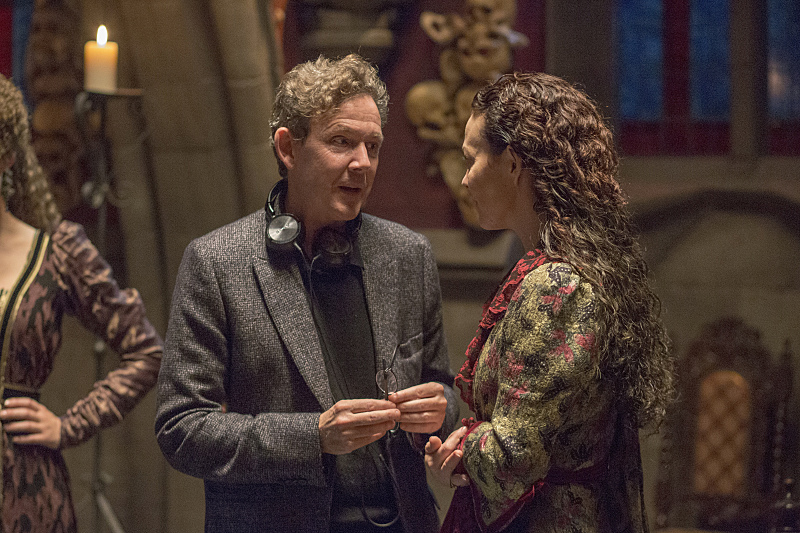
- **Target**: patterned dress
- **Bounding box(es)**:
[0,220,162,532]
[449,251,647,533]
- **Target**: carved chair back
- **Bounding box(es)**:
[655,317,794,532]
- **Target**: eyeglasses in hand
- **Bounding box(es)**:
[376,345,399,400]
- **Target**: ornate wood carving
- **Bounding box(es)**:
[656,317,795,532]
[294,0,413,68]
[405,0,528,229]
[26,0,86,216]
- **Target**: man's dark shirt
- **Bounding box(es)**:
[299,239,401,531]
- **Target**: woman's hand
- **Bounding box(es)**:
[425,426,469,488]
[0,397,62,449]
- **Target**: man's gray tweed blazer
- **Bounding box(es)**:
[155,210,459,533]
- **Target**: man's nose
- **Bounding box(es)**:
[350,143,371,169]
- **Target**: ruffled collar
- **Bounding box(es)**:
[454,248,552,411]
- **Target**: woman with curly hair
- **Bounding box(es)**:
[0,75,161,532]
[425,72,675,533]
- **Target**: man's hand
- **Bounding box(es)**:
[388,382,447,434]
[319,399,400,455]
[425,426,469,488]
[0,397,62,449]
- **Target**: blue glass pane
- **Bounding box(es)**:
[768,0,800,121]
[617,0,663,120]
[690,0,730,121]
[12,0,35,109]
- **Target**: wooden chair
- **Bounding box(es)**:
[655,317,794,533]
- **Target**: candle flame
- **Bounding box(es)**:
[97,25,108,46]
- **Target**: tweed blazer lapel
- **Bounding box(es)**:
[252,255,334,410]
[360,228,400,378]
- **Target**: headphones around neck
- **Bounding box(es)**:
[264,179,360,268]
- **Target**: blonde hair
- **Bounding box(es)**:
[0,75,61,231]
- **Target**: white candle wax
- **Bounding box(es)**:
[84,25,118,94]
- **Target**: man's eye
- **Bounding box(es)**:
[332,137,349,146]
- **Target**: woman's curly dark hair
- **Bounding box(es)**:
[0,75,61,232]
[473,72,675,428]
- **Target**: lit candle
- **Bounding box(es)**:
[84,25,118,94]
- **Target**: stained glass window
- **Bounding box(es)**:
[618,0,663,121]
[12,0,35,105]
[768,0,800,121]
[690,0,730,121]
[617,0,730,154]
[768,0,800,154]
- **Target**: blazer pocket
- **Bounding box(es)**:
[393,332,424,389]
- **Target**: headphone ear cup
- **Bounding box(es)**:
[264,179,303,252]
[267,213,302,251]
[264,179,359,266]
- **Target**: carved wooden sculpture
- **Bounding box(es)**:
[295,0,412,68]
[406,0,527,229]
[25,0,85,216]
[655,317,795,532]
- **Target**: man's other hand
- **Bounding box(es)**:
[318,399,400,455]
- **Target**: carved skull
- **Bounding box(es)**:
[405,80,461,147]
[456,22,512,83]
[467,0,516,27]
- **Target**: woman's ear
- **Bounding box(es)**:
[505,147,523,184]
[273,128,295,170]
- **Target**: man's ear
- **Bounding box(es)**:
[274,127,295,170]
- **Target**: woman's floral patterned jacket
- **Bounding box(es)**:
[459,258,648,533]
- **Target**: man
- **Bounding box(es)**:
[155,54,458,533]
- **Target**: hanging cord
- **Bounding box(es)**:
[359,439,401,528]
[306,253,356,399]
[304,253,402,528]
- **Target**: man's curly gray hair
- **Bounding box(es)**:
[269,54,389,178]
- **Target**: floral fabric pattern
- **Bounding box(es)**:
[451,255,648,533]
